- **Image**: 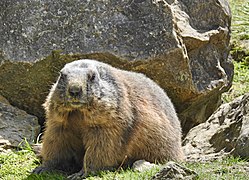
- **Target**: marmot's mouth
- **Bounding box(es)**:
[69,101,86,108]
[66,97,93,109]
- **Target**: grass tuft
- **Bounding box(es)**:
[222,0,249,102]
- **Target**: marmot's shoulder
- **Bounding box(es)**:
[113,64,175,113]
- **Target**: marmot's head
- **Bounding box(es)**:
[46,60,120,114]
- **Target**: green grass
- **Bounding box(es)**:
[222,60,249,102]
[222,0,249,102]
[1,149,248,180]
[185,157,249,180]
[229,0,249,41]
[0,148,160,180]
[0,150,36,179]
[0,152,62,180]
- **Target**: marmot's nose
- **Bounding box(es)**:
[68,85,82,98]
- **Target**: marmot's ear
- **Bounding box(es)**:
[96,66,106,78]
[59,71,67,81]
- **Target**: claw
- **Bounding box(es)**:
[32,166,52,174]
[67,170,86,180]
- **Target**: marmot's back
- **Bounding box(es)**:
[111,68,184,162]
[33,59,184,177]
[117,69,179,124]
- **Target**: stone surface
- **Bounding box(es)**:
[32,143,42,160]
[132,160,158,172]
[183,93,249,161]
[0,0,232,132]
[151,161,198,180]
[0,101,40,150]
[0,95,10,105]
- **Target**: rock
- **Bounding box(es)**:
[151,161,198,180]
[240,40,249,51]
[183,93,249,161]
[0,95,10,105]
[0,0,232,133]
[132,160,158,172]
[0,138,11,152]
[32,143,42,160]
[0,101,40,150]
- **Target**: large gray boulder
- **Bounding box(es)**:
[0,0,232,133]
[183,93,249,160]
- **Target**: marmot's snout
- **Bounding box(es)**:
[68,85,82,99]
[66,79,91,108]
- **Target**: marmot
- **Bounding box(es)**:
[32,59,184,178]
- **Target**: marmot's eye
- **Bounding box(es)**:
[88,71,96,82]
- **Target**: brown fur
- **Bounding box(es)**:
[32,59,184,177]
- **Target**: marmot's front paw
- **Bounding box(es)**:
[32,166,53,174]
[67,170,86,180]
